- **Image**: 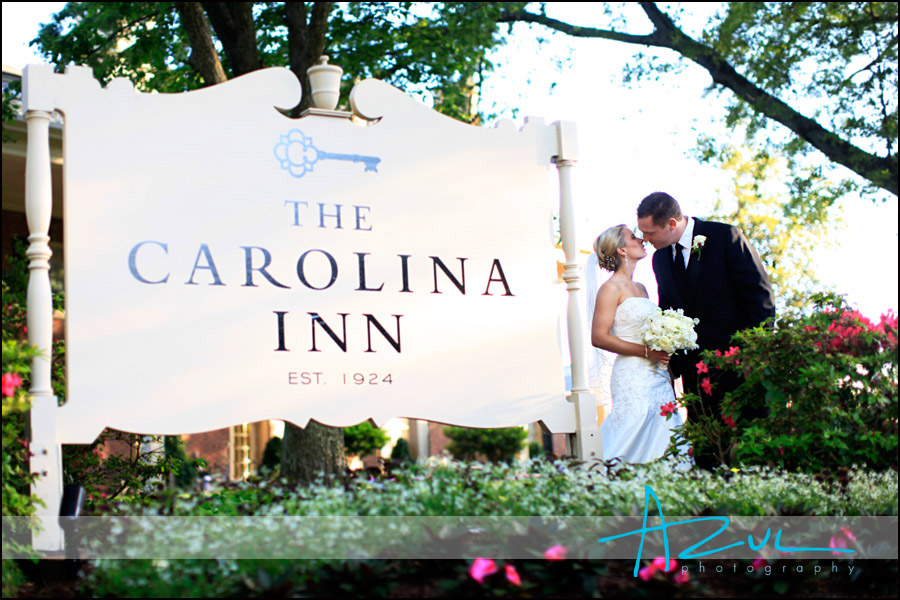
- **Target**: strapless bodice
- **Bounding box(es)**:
[611,297,659,345]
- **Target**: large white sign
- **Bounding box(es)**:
[44,67,573,442]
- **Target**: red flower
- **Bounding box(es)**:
[696,361,708,374]
[724,346,740,357]
[777,447,785,455]
[2,373,23,397]
[469,558,498,584]
[660,402,677,417]
[674,571,690,585]
[638,566,654,581]
[543,545,567,561]
[700,378,713,395]
[752,557,768,569]
[505,564,521,586]
[722,415,737,428]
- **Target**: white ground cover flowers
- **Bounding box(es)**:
[640,308,699,353]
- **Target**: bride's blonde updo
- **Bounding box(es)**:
[593,224,628,272]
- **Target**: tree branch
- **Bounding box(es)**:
[497,7,666,47]
[501,3,898,195]
[176,2,227,86]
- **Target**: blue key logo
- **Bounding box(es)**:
[274,129,381,178]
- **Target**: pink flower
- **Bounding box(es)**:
[724,346,740,357]
[2,373,23,397]
[543,545,567,561]
[701,378,713,395]
[696,361,708,374]
[752,557,768,569]
[505,564,521,586]
[674,571,690,585]
[840,527,857,542]
[652,557,677,572]
[469,558,498,584]
[660,402,677,417]
[638,566,655,581]
[829,535,849,555]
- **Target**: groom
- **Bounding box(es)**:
[637,192,775,468]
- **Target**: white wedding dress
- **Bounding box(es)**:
[600,297,685,463]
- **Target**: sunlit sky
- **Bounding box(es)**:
[3,2,897,320]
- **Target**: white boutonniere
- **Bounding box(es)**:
[691,235,707,259]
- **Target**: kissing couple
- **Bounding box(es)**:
[588,192,776,469]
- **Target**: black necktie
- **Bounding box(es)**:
[674,242,688,299]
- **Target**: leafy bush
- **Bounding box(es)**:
[675,293,898,471]
[343,421,389,458]
[259,435,282,474]
[389,437,412,463]
[443,426,528,462]
[165,435,205,488]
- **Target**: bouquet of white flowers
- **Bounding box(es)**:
[640,308,699,353]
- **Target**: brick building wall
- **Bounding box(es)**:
[183,430,229,476]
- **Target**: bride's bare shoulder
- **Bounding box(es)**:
[597,278,626,304]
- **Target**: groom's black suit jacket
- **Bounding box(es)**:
[652,218,775,380]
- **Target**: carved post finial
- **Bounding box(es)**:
[307,55,343,110]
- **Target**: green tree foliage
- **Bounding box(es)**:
[32,2,516,121]
[700,142,847,313]
[498,2,898,197]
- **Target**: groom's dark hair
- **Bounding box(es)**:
[637,192,683,227]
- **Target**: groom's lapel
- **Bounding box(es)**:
[685,219,705,310]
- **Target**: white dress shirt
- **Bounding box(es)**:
[674,216,694,268]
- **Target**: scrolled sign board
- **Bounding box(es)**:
[29,65,576,444]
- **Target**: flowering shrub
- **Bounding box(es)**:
[1,339,42,596]
[70,459,896,597]
[676,293,898,471]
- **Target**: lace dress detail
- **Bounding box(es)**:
[600,297,685,463]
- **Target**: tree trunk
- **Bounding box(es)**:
[281,420,346,483]
[275,2,346,482]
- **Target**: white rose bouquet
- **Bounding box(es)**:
[640,308,700,354]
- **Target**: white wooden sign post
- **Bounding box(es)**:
[23,62,601,551]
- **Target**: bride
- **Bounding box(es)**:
[590,224,685,463]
